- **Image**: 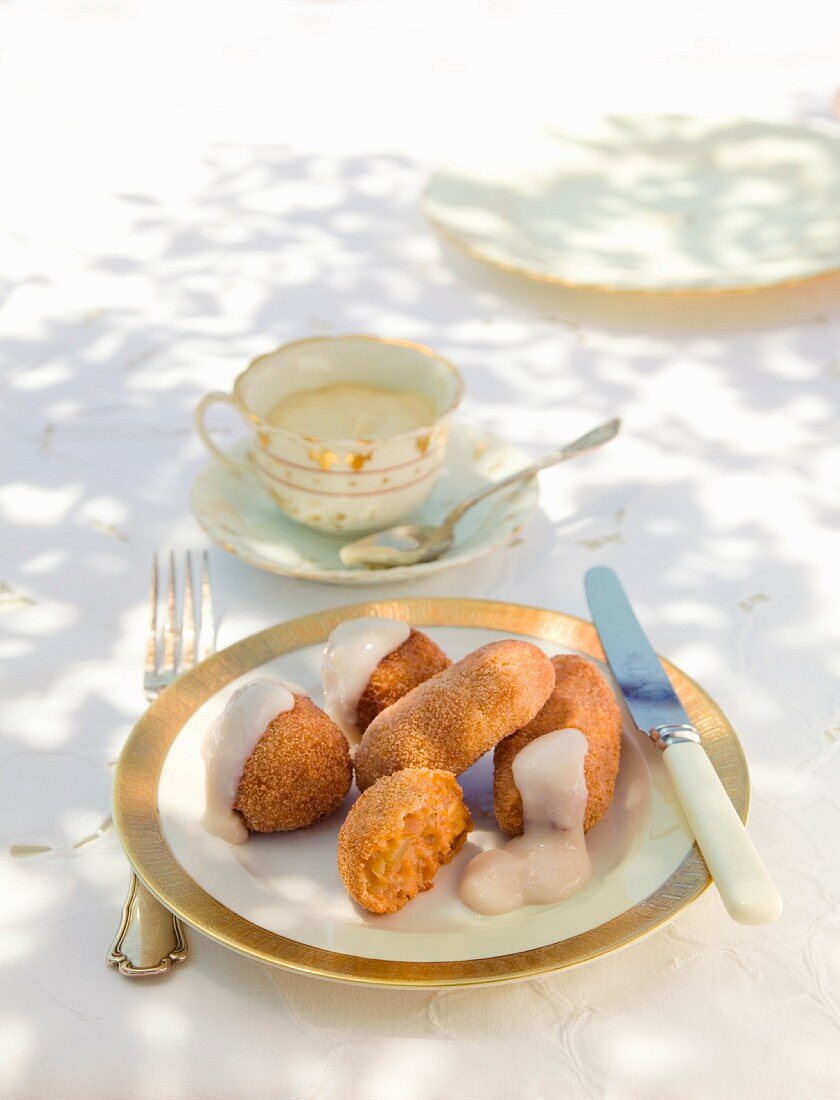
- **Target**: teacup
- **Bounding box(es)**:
[195,335,463,534]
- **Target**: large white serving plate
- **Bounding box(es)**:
[114,599,748,987]
[423,115,840,293]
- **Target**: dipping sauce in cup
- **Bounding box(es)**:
[195,335,463,534]
[264,383,436,439]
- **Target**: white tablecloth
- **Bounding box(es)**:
[2,2,839,1097]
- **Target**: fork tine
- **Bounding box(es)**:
[162,550,180,674]
[182,551,196,670]
[199,550,215,660]
[145,552,159,677]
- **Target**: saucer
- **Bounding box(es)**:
[190,421,539,585]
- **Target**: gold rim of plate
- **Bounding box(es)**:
[113,597,749,987]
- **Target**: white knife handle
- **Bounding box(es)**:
[663,740,782,925]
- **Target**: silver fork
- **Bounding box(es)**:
[108,550,215,977]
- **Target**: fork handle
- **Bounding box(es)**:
[108,872,188,977]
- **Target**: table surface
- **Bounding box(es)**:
[1,2,839,1097]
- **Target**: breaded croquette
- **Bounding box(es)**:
[493,654,622,835]
[354,640,556,791]
[356,628,451,734]
[235,695,352,833]
[338,768,473,914]
[323,617,449,743]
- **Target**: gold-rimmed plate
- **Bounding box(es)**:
[113,598,748,987]
[423,115,840,294]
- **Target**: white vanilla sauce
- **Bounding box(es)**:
[265,383,436,439]
[201,678,299,844]
[322,617,411,744]
[459,728,592,915]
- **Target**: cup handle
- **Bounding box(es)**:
[194,392,250,470]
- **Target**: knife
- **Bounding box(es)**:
[584,565,782,925]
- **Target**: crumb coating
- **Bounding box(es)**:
[493,654,622,835]
[337,768,473,914]
[354,639,556,791]
[234,695,352,833]
[355,628,451,733]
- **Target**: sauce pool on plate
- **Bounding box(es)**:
[265,383,436,439]
[459,728,592,915]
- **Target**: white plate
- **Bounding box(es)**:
[160,627,687,963]
[423,115,840,292]
[190,421,538,584]
[115,600,747,986]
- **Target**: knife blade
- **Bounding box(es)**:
[584,565,693,739]
[584,565,782,925]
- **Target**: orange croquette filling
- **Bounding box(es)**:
[364,803,471,904]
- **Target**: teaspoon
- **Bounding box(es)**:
[339,418,620,569]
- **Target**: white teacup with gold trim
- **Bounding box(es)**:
[195,335,464,534]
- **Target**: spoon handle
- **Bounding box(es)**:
[443,418,620,530]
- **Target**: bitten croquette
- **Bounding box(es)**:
[337,768,472,914]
